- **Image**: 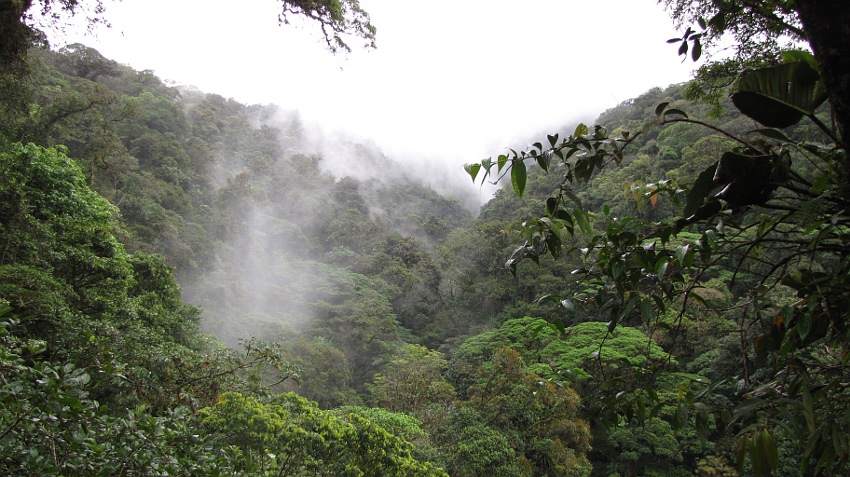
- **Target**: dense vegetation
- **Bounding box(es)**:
[1,1,848,476]
[466,2,849,475]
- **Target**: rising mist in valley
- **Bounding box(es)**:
[173,92,488,352]
[7,8,838,469]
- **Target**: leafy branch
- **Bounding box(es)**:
[467,49,847,475]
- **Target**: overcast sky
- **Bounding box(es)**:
[55,0,697,193]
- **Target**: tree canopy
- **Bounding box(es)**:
[466,2,849,475]
[4,1,850,476]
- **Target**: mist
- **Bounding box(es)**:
[180,102,478,350]
[54,0,695,221]
[48,0,696,400]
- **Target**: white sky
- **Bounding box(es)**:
[54,0,697,194]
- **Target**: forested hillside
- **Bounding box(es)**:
[462,2,850,474]
[1,41,601,475]
[2,1,849,474]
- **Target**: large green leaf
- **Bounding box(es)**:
[731,61,828,128]
[683,162,718,218]
[511,159,527,197]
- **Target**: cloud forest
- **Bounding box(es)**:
[1,1,849,476]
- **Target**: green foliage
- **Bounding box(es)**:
[0,46,485,435]
[660,0,806,107]
[731,60,828,128]
[438,406,524,477]
[368,343,455,415]
[0,142,131,354]
[543,321,673,379]
[278,0,377,53]
[444,331,595,476]
[465,347,591,477]
[454,317,671,384]
[468,21,849,475]
[600,417,684,477]
[312,283,405,389]
[667,135,734,186]
[200,392,447,476]
[280,335,360,408]
[8,6,850,476]
[0,312,238,476]
[333,406,445,467]
[0,140,305,477]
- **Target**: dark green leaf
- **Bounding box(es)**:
[573,207,591,234]
[674,404,689,429]
[737,435,750,473]
[802,386,815,433]
[511,159,527,198]
[639,299,653,321]
[561,188,584,209]
[695,412,710,442]
[683,162,719,218]
[536,151,552,172]
[675,244,690,267]
[731,61,828,128]
[797,313,812,341]
[546,197,558,215]
[497,154,508,172]
[757,429,779,474]
[554,209,573,225]
[654,257,669,277]
[815,444,837,476]
[708,11,726,32]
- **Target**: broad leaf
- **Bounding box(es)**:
[573,207,591,235]
[731,61,828,128]
[781,50,819,71]
[536,151,552,172]
[511,159,527,197]
[683,162,719,218]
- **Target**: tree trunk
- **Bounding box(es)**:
[795,0,850,152]
[0,0,35,70]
